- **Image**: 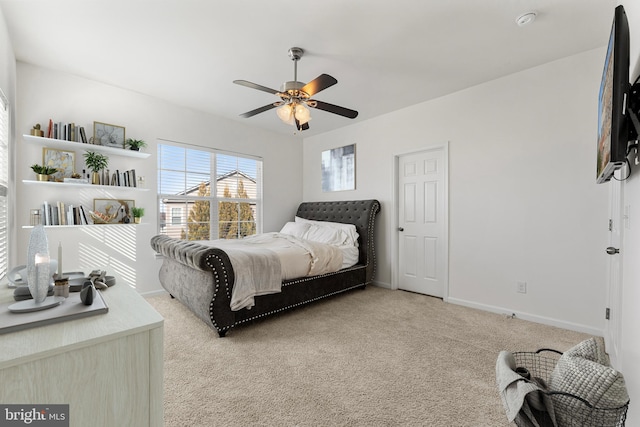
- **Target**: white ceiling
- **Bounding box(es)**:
[0,0,615,137]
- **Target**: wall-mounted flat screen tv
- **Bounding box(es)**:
[597,5,630,184]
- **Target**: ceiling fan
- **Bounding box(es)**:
[233,47,358,131]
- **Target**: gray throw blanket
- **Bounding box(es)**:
[495,351,557,427]
[199,240,282,311]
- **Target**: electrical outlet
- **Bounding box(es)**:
[517,281,527,294]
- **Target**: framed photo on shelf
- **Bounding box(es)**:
[92,198,135,224]
[93,121,125,148]
[321,143,356,192]
[43,148,75,182]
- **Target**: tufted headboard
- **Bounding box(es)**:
[295,199,381,282]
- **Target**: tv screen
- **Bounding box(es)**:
[597,5,630,184]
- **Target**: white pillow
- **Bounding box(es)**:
[295,216,359,247]
[304,224,349,246]
[279,221,311,239]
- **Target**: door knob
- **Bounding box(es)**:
[398,227,404,232]
[606,247,620,255]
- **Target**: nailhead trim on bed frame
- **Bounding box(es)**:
[207,200,380,335]
[206,252,232,334]
[233,283,367,327]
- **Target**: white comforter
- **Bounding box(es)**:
[198,232,345,311]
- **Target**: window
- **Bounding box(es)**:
[0,89,8,279]
[171,207,182,225]
[158,141,262,240]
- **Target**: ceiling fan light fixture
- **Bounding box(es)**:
[294,104,311,125]
[276,104,295,126]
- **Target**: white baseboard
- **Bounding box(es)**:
[141,289,168,298]
[447,296,604,336]
[371,280,392,290]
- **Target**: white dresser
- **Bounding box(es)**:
[0,283,164,426]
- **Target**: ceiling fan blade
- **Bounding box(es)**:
[310,100,358,119]
[240,103,277,118]
[301,74,338,97]
[233,80,280,95]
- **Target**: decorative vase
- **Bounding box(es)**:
[134,217,141,224]
[27,225,51,303]
[91,172,100,185]
[36,173,50,182]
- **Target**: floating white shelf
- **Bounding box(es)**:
[21,224,145,229]
[23,134,150,159]
[22,179,150,191]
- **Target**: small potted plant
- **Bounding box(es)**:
[83,151,109,185]
[31,164,57,181]
[125,138,147,151]
[131,207,144,224]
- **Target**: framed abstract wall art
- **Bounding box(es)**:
[43,148,75,182]
[93,121,125,148]
[321,144,355,192]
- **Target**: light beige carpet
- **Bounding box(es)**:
[146,286,590,427]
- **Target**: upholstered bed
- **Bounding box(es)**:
[150,199,380,337]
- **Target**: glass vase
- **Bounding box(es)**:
[27,225,51,303]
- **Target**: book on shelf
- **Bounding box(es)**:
[38,201,93,225]
[57,201,66,226]
[66,204,74,226]
[42,201,51,226]
[51,205,59,226]
[110,169,137,188]
[79,127,88,143]
[47,119,85,143]
[79,206,89,225]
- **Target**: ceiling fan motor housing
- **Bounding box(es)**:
[288,47,303,61]
[280,81,308,97]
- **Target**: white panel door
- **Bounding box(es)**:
[605,173,624,367]
[398,148,447,297]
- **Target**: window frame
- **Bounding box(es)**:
[157,140,262,240]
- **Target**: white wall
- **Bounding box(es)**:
[303,49,609,335]
[15,62,303,294]
[617,1,640,425]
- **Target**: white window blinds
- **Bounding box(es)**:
[0,89,8,279]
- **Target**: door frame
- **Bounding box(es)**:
[605,169,625,368]
[391,142,449,300]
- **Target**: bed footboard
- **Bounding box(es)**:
[151,235,236,335]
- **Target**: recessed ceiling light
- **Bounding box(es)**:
[516,12,537,26]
